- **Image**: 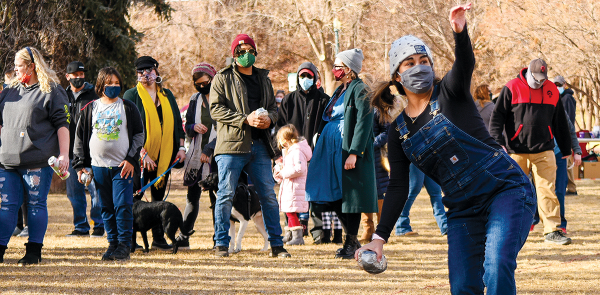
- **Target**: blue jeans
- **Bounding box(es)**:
[396,163,448,235]
[0,167,53,245]
[92,166,133,246]
[214,140,283,247]
[66,165,103,232]
[298,212,309,221]
[447,187,535,295]
[395,87,536,294]
[555,152,568,229]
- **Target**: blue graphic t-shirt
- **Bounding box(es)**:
[89,98,129,167]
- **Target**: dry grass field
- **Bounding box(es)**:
[2,172,600,294]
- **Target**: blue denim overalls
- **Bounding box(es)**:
[396,86,536,295]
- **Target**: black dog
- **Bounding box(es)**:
[131,198,193,254]
[199,172,219,191]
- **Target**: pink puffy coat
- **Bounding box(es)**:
[278,139,312,213]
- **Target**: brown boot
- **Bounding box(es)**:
[376,199,384,223]
[359,213,374,243]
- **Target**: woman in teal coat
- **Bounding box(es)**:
[306,48,377,259]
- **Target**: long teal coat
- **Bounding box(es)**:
[317,78,378,213]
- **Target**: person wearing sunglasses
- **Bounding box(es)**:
[123,56,186,251]
[490,58,573,245]
[209,34,290,258]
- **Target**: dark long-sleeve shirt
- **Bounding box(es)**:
[375,26,499,242]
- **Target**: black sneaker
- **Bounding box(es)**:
[12,227,23,237]
[176,235,190,250]
[111,243,131,261]
[565,191,578,196]
[214,246,229,257]
[151,241,173,251]
[102,243,118,261]
[66,230,89,237]
[545,230,572,245]
[91,228,105,238]
[269,246,291,258]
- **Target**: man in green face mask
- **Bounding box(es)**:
[209,34,291,259]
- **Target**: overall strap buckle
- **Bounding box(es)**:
[402,132,410,140]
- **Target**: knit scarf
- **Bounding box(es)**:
[137,82,174,188]
[183,94,215,186]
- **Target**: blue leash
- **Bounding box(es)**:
[134,158,180,200]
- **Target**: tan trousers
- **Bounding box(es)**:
[511,151,561,234]
[566,156,577,192]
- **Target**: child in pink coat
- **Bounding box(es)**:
[274,125,312,245]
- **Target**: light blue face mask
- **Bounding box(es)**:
[558,86,565,95]
[299,77,314,91]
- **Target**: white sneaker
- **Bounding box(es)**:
[17,226,29,237]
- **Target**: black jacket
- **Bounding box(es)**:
[72,99,145,171]
[560,89,576,125]
[276,62,330,149]
[66,82,98,159]
[373,110,390,197]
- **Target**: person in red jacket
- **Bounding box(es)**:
[489,58,572,245]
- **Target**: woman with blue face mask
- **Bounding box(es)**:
[361,3,536,295]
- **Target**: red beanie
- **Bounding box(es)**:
[231,34,256,56]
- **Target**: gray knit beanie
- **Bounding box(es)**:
[389,35,434,78]
[336,48,364,74]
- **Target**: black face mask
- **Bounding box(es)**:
[70,77,85,89]
[196,83,211,95]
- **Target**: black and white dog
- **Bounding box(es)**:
[200,173,269,253]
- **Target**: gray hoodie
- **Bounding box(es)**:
[0,82,70,169]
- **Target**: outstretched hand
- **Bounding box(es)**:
[355,239,385,262]
[449,2,472,33]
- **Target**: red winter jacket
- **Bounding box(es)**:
[489,68,571,155]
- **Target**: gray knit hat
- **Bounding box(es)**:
[554,75,566,86]
[336,48,364,74]
[389,35,434,78]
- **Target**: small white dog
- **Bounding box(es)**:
[228,183,269,253]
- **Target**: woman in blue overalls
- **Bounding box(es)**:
[357,3,536,295]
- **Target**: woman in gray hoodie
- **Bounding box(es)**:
[0,47,70,266]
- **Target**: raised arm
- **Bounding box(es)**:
[442,3,475,101]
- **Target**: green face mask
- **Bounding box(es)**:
[237,52,256,68]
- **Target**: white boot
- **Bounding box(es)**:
[286,226,305,245]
